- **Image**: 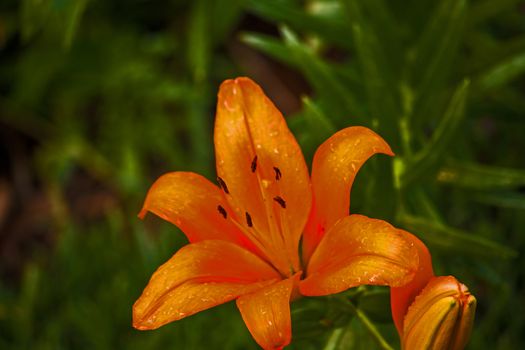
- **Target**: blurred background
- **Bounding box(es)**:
[1,0,524,349]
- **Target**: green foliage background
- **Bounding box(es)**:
[0,0,524,349]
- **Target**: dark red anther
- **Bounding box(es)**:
[217,176,229,194]
[273,167,282,180]
[217,205,227,219]
[273,196,286,208]
[245,212,253,227]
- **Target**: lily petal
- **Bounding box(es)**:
[303,127,393,263]
[138,172,258,253]
[390,231,434,335]
[215,77,311,275]
[236,276,298,350]
[300,215,418,296]
[133,240,280,330]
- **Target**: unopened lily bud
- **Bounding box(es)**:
[402,276,476,350]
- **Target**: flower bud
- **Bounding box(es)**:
[402,276,476,350]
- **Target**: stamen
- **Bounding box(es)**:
[273,167,282,180]
[245,212,253,227]
[217,176,229,194]
[217,205,227,219]
[273,196,286,208]
[251,155,258,173]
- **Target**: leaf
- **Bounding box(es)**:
[240,32,296,67]
[20,0,51,42]
[474,191,525,210]
[291,297,350,341]
[358,0,401,44]
[63,0,88,49]
[400,79,470,187]
[412,0,467,95]
[358,289,392,324]
[342,0,399,129]
[469,0,521,25]
[282,26,364,118]
[245,0,350,48]
[301,96,336,137]
[398,214,517,259]
[410,0,468,133]
[353,24,398,132]
[323,327,349,350]
[476,51,525,91]
[409,188,445,223]
[344,300,395,350]
[187,0,211,82]
[242,28,362,120]
[464,31,525,75]
[20,0,89,48]
[210,0,243,44]
[437,162,525,189]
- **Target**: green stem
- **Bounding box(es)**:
[344,299,395,350]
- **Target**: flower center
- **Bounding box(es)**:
[214,156,299,278]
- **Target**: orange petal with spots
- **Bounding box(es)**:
[402,276,476,350]
[133,240,280,330]
[300,215,418,296]
[302,127,393,263]
[215,77,311,275]
[390,231,434,335]
[138,172,259,254]
[236,276,298,350]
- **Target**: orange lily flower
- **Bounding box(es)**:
[133,77,420,349]
[391,234,476,350]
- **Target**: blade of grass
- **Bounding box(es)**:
[437,162,525,189]
[187,0,210,82]
[401,79,470,187]
[302,96,336,136]
[240,32,296,67]
[398,214,518,259]
[242,29,359,85]
[410,0,467,134]
[474,191,525,210]
[245,0,350,48]
[476,51,525,91]
[342,0,400,133]
[210,0,243,44]
[412,0,467,95]
[469,0,521,25]
[63,0,88,49]
[464,31,525,75]
[357,289,392,323]
[280,26,364,118]
[323,327,346,350]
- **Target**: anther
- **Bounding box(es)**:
[217,205,227,219]
[273,167,282,180]
[273,196,286,208]
[245,212,253,227]
[217,176,229,194]
[251,155,258,173]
